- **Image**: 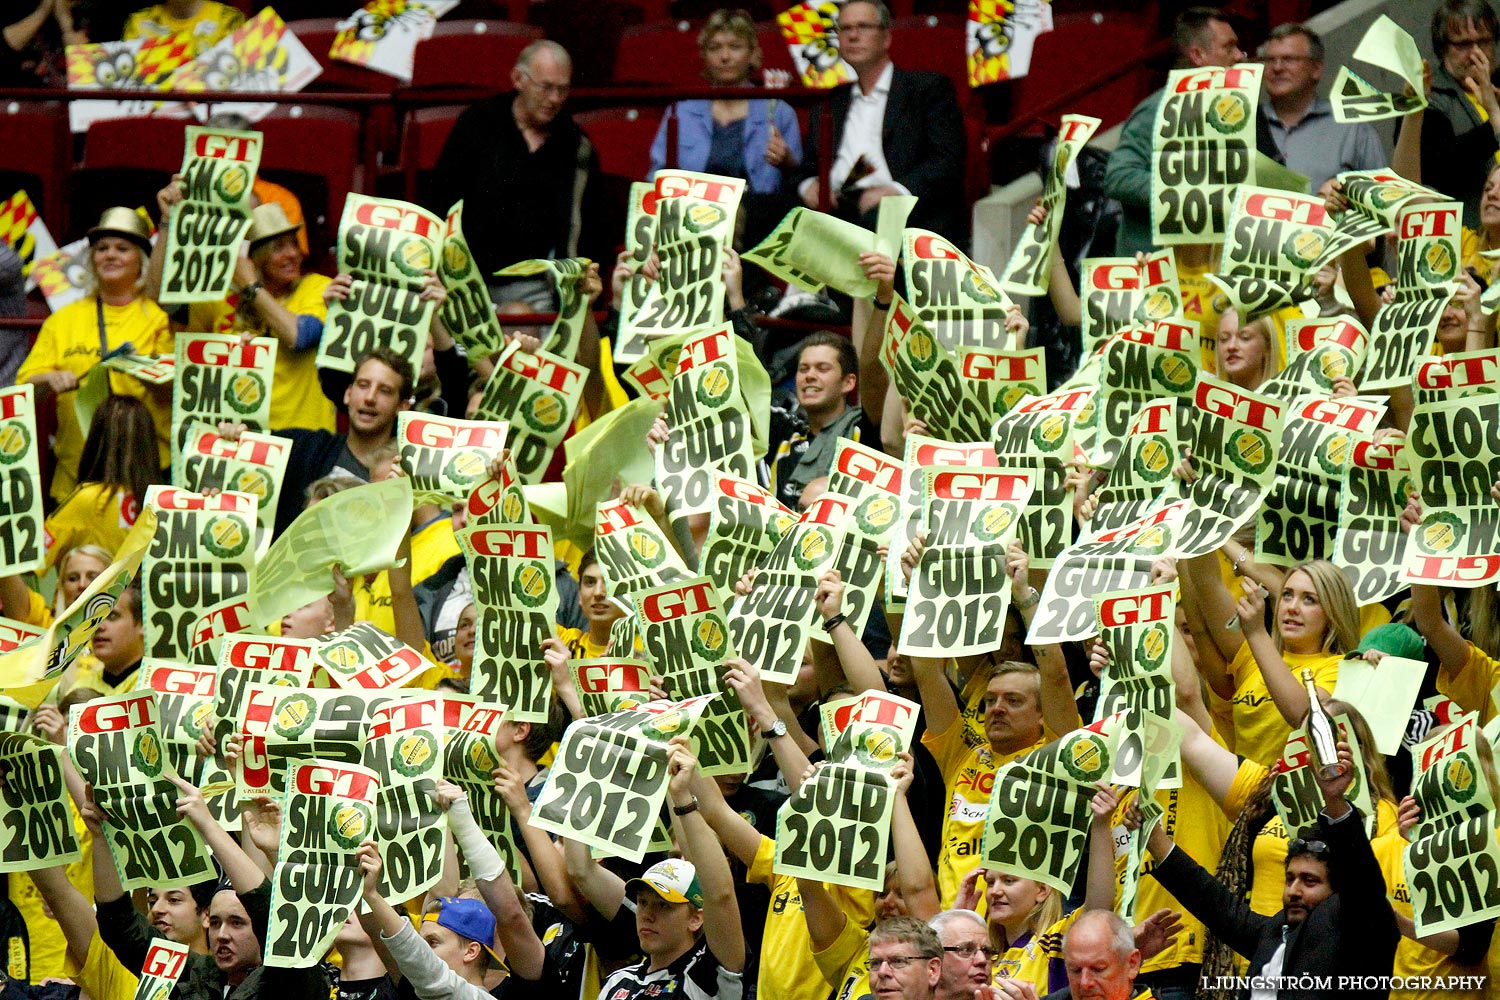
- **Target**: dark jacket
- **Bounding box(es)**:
[96,894,223,1000]
[1415,63,1500,227]
[799,66,966,241]
[1149,806,1398,1000]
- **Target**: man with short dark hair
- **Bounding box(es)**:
[430,40,603,307]
[1104,8,1283,255]
[868,916,943,1000]
[265,347,415,536]
[768,331,879,509]
[796,0,965,240]
[1421,0,1500,225]
[70,582,144,695]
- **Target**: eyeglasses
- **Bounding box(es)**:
[944,944,1001,960]
[519,71,571,97]
[871,955,933,971]
[838,22,885,35]
[1287,838,1331,860]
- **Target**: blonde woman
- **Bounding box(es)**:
[18,208,172,502]
[1180,557,1361,766]
[1214,309,1281,391]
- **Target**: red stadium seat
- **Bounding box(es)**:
[82,116,190,172]
[256,105,362,258]
[399,104,466,204]
[613,21,704,85]
[891,14,971,113]
[409,20,542,89]
[756,22,797,77]
[1006,11,1153,128]
[575,106,664,181]
[0,101,75,233]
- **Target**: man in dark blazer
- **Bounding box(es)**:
[795,0,966,240]
[1142,742,1398,999]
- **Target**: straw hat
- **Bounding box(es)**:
[86,207,152,254]
[245,202,301,250]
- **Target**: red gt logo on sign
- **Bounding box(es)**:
[639,580,717,624]
[353,203,442,239]
[293,762,378,800]
[76,693,156,733]
[193,133,258,161]
[184,338,272,368]
[401,417,507,451]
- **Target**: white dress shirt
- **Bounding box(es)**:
[800,61,911,202]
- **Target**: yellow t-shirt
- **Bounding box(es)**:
[62,930,138,1000]
[1177,261,1227,376]
[922,696,1049,909]
[18,296,172,501]
[1227,643,1341,767]
[122,1,243,54]
[558,625,607,660]
[1225,758,1397,916]
[11,802,94,981]
[993,909,1078,995]
[187,273,336,433]
[1373,831,1492,1000]
[411,514,460,588]
[812,915,870,1000]
[44,483,139,569]
[748,836,876,1000]
[63,656,141,700]
[1115,774,1228,972]
[1437,643,1500,725]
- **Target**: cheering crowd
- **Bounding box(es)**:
[5,2,1500,1000]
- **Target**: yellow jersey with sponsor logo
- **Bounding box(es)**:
[1373,830,1492,1000]
[1227,643,1341,768]
[1437,643,1500,726]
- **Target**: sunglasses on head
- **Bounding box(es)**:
[1287,837,1331,861]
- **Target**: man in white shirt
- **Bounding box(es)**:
[796,0,965,240]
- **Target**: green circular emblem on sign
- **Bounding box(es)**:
[1061,732,1111,783]
[185,700,214,740]
[501,489,527,523]
[1226,428,1273,476]
[444,450,488,486]
[854,725,901,768]
[1416,511,1466,555]
[971,504,1015,542]
[792,526,835,571]
[512,560,551,607]
[213,164,250,203]
[1282,230,1328,270]
[1132,434,1173,484]
[690,615,729,662]
[771,513,798,539]
[694,361,736,408]
[1442,755,1479,803]
[229,466,274,506]
[642,708,688,740]
[1152,354,1196,393]
[442,239,471,278]
[131,730,164,778]
[328,801,373,850]
[224,371,266,415]
[0,421,31,465]
[961,270,1002,304]
[391,729,438,778]
[1137,622,1169,670]
[393,237,434,278]
[627,527,666,567]
[1309,348,1348,390]
[272,693,317,738]
[1131,525,1171,556]
[1369,184,1406,210]
[521,389,569,434]
[1316,433,1352,477]
[1076,394,1098,432]
[1030,413,1069,453]
[202,513,251,559]
[905,329,939,373]
[466,738,497,778]
[320,641,363,676]
[1418,242,1458,283]
[854,494,899,535]
[1206,92,1250,134]
[1000,384,1039,413]
[683,203,726,234]
[1138,287,1178,321]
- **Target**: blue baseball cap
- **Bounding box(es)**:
[424,897,500,961]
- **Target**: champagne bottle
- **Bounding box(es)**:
[1302,668,1344,779]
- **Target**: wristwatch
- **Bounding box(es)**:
[764,719,789,740]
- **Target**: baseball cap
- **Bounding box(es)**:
[424,898,501,961]
[625,859,705,908]
[1351,623,1424,660]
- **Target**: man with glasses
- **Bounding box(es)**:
[430,39,602,308]
[1421,0,1500,225]
[868,917,944,1000]
[1259,24,1384,193]
[928,910,995,1000]
[796,0,965,241]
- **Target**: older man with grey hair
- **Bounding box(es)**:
[928,909,995,1000]
[430,38,603,308]
[990,911,1145,1000]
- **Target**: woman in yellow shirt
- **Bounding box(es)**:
[17,208,171,502]
[44,395,159,570]
[1181,556,1361,767]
